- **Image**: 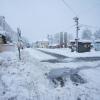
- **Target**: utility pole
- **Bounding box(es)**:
[73,17,80,52]
[17,28,21,60]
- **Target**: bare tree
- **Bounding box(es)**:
[94,29,100,39]
[81,28,92,40]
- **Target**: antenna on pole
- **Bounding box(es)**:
[73,17,80,52]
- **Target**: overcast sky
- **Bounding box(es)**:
[0,0,100,42]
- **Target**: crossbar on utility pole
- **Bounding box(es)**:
[73,17,80,52]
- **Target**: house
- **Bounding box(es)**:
[36,39,49,48]
[0,16,17,42]
[0,16,17,52]
[70,40,92,53]
[0,30,16,52]
[0,31,7,44]
[94,40,100,51]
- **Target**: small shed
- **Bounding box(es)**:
[94,40,100,51]
[70,40,91,53]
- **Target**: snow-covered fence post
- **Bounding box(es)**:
[17,28,21,60]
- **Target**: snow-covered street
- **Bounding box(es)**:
[0,48,100,100]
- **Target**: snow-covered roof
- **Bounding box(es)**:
[36,39,49,42]
[79,39,91,43]
[49,43,59,46]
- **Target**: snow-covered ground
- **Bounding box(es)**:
[0,48,100,100]
[38,48,100,58]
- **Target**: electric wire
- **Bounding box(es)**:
[61,0,77,16]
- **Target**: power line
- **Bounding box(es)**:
[61,0,77,16]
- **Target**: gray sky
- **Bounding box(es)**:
[0,0,100,42]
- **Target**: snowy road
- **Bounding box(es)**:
[37,48,100,84]
[38,48,100,64]
[36,48,100,100]
[37,49,68,59]
[0,48,100,100]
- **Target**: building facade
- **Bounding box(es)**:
[36,40,49,48]
[48,32,69,48]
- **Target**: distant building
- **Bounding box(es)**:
[60,32,64,48]
[32,42,37,48]
[0,16,5,28]
[0,16,16,52]
[47,35,53,46]
[0,26,7,44]
[53,33,60,45]
[64,32,68,48]
[48,32,69,48]
[0,16,17,42]
[36,39,49,48]
[0,34,6,44]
